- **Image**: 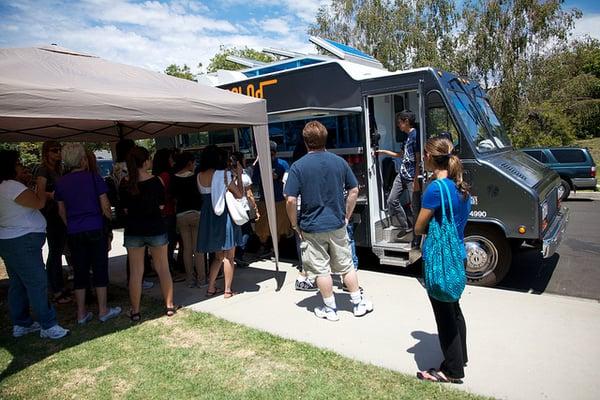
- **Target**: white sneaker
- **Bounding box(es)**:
[314,306,340,321]
[13,322,41,338]
[40,324,70,339]
[77,312,93,325]
[142,280,154,290]
[99,306,122,322]
[353,297,374,317]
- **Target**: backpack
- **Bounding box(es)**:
[422,179,466,302]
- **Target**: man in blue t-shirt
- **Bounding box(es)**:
[284,121,373,321]
[375,110,422,245]
[252,140,292,255]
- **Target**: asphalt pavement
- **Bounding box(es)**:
[499,192,600,300]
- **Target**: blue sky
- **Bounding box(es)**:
[0,0,598,75]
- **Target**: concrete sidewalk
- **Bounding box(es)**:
[106,237,600,400]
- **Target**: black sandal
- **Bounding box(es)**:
[166,305,181,317]
[129,312,141,322]
[417,369,463,384]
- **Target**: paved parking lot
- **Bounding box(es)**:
[500,193,600,300]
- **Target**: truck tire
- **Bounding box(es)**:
[558,179,571,201]
[464,224,512,287]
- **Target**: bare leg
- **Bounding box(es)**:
[149,245,174,309]
[316,275,334,299]
[195,252,206,284]
[223,248,236,294]
[75,289,87,321]
[96,287,108,317]
[341,269,359,293]
[128,247,146,314]
[207,252,225,292]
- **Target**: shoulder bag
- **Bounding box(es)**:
[224,171,249,226]
[422,179,466,302]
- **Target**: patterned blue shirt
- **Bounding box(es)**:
[400,128,420,181]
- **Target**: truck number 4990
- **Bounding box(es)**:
[469,210,487,218]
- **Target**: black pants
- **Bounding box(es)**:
[429,296,468,379]
[68,229,109,290]
[45,220,67,294]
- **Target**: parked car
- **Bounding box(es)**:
[522,147,596,200]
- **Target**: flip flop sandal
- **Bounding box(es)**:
[223,291,237,299]
[205,287,224,297]
[165,305,182,317]
[129,312,141,323]
[418,369,462,384]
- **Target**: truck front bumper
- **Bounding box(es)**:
[542,206,569,258]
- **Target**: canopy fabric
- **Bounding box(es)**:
[0,45,279,269]
[0,46,267,141]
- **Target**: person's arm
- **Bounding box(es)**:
[285,195,302,240]
[99,193,112,220]
[345,187,359,224]
[58,201,67,225]
[14,185,47,209]
[246,187,260,221]
[375,149,403,158]
[227,169,244,199]
[415,208,435,236]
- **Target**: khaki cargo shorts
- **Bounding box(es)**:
[300,226,353,279]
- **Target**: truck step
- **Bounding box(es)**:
[372,244,422,267]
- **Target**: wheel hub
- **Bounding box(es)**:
[464,235,499,279]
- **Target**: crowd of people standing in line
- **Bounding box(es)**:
[0,113,470,384]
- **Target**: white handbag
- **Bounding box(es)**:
[224,172,249,226]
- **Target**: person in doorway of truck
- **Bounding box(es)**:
[375,110,422,245]
[414,137,471,384]
[35,140,72,305]
[120,146,178,321]
[284,121,373,321]
[252,140,292,256]
[0,150,70,339]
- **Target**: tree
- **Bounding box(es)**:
[165,64,196,81]
[309,0,459,72]
[206,46,275,73]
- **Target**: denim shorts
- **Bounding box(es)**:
[123,233,168,248]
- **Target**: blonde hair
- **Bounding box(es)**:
[425,137,469,198]
[61,143,86,170]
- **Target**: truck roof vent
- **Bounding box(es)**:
[499,162,527,181]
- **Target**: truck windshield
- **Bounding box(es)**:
[472,96,512,149]
[447,88,497,153]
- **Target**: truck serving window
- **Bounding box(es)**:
[447,88,495,153]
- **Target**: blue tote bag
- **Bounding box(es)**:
[422,180,466,302]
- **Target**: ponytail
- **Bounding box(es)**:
[425,137,470,199]
[126,146,150,195]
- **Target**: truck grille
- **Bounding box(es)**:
[544,186,559,232]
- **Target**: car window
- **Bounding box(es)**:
[550,149,586,163]
[523,150,543,162]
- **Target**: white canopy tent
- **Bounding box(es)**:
[0,45,279,268]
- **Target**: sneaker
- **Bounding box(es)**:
[314,306,340,321]
[40,324,70,339]
[396,228,413,241]
[142,280,154,290]
[13,322,41,338]
[295,278,318,292]
[77,311,94,325]
[353,297,374,317]
[99,307,121,322]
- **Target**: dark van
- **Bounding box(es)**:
[522,147,597,200]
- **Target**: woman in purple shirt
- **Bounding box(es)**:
[55,144,121,325]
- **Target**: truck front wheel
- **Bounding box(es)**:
[464,224,512,287]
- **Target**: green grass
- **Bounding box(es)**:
[0,286,489,400]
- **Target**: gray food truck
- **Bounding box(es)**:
[191,37,569,287]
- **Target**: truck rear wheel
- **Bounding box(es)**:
[464,224,512,287]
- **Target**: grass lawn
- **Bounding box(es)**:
[0,284,489,400]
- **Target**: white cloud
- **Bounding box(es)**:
[572,13,600,40]
[256,17,291,34]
